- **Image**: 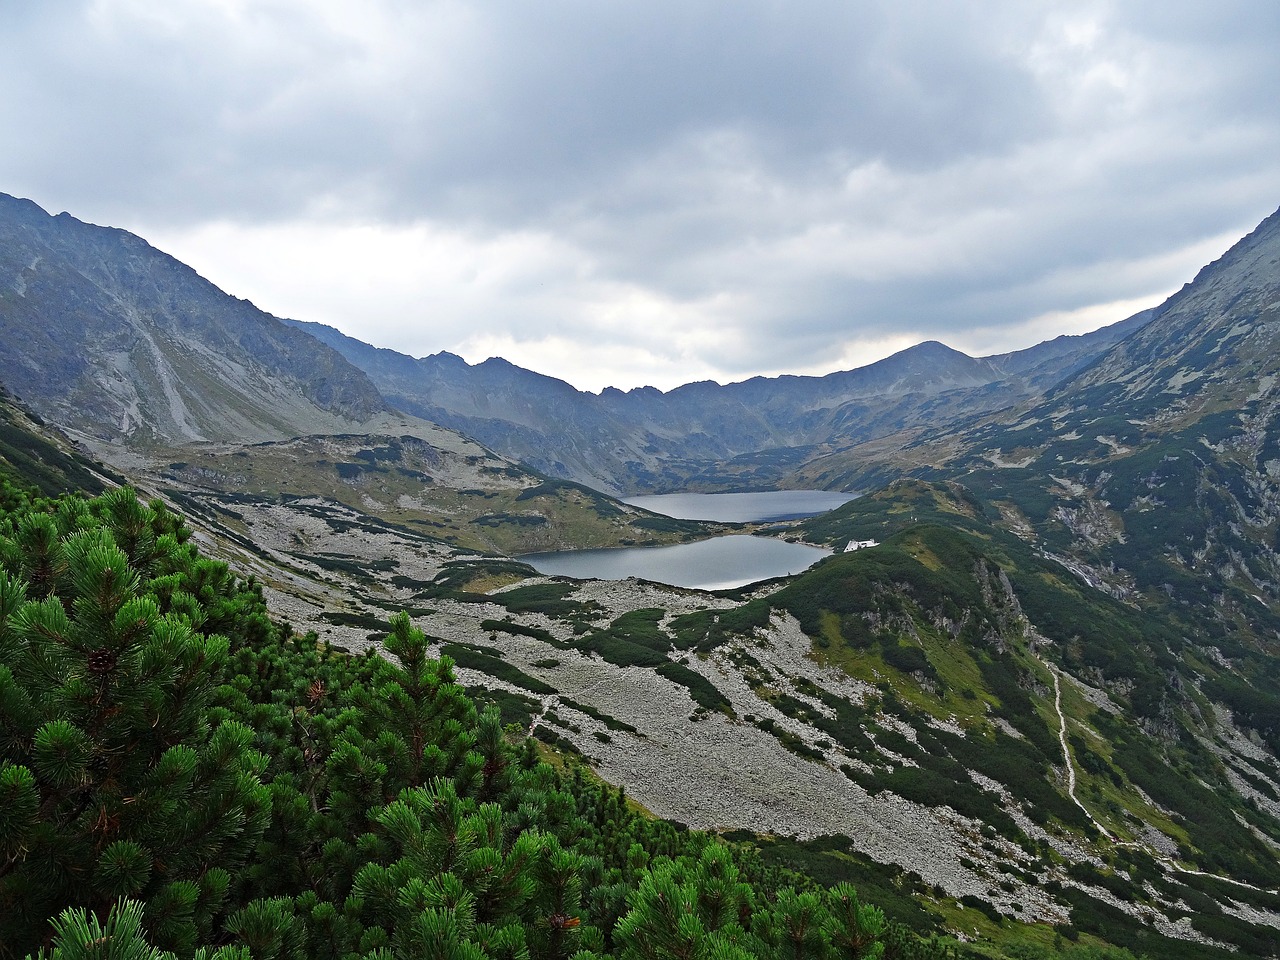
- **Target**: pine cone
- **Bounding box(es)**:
[87,647,118,675]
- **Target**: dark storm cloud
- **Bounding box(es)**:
[1,1,1278,390]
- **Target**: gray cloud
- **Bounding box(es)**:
[2,1,1278,390]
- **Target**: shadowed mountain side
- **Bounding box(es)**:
[0,384,120,498]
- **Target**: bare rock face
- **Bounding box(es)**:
[0,193,388,447]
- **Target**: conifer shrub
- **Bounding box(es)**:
[0,489,271,955]
[668,599,770,653]
[654,662,732,715]
[491,582,593,619]
[467,686,541,728]
[959,894,1002,924]
[0,400,112,500]
[579,610,672,667]
[558,696,638,734]
[440,641,557,694]
[880,641,935,678]
[482,618,563,645]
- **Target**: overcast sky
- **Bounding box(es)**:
[3,1,1278,392]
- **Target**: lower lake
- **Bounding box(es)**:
[520,534,832,592]
[520,490,854,590]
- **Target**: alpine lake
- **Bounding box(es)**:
[520,491,857,591]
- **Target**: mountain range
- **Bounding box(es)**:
[4,190,1280,957]
[2,190,1153,496]
[286,310,1154,495]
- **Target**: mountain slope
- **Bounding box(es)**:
[774,208,1280,948]
[0,193,388,448]
[1063,204,1280,418]
[932,204,1280,621]
[0,193,728,561]
[0,383,119,500]
[0,188,1152,497]
[144,430,716,556]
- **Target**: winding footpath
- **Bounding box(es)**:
[1039,653,1279,896]
[1047,661,1114,839]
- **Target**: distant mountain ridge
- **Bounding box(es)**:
[0,189,1162,496]
[288,308,1152,495]
[0,193,389,448]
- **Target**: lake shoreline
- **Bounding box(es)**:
[521,490,853,590]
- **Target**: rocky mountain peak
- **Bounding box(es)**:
[0,194,389,448]
[859,338,997,392]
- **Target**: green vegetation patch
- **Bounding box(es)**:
[491,581,596,620]
[416,558,538,598]
[656,661,733,715]
[481,618,569,647]
[318,610,389,631]
[439,641,556,695]
[293,552,399,581]
[669,599,772,653]
[0,392,112,499]
[733,832,946,935]
[558,696,639,734]
[631,514,695,533]
[466,686,541,728]
[472,512,549,528]
[1105,717,1280,887]
[748,715,825,762]
[580,608,672,667]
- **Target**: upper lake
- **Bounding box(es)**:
[520,490,855,590]
[622,490,857,523]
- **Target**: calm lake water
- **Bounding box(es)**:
[520,490,853,590]
[623,490,857,523]
[521,534,832,592]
